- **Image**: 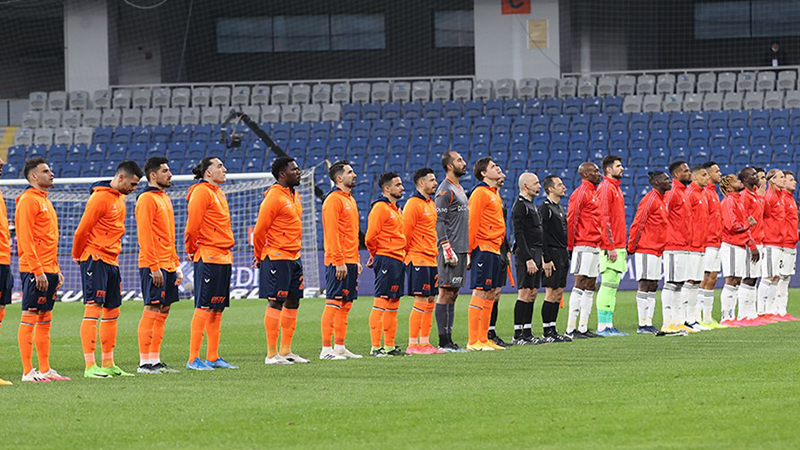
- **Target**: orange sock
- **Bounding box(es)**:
[383,299,400,348]
[369,298,388,347]
[100,307,120,367]
[468,295,483,345]
[408,300,426,346]
[189,308,210,362]
[150,312,168,363]
[138,309,158,364]
[420,301,434,345]
[0,308,4,353]
[279,307,298,356]
[34,311,52,373]
[321,300,341,347]
[480,299,495,342]
[264,306,281,358]
[334,301,352,346]
[81,304,102,369]
[205,310,223,361]
[18,312,36,375]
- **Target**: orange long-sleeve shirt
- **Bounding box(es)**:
[15,187,59,275]
[322,188,360,266]
[365,197,406,261]
[0,191,10,265]
[136,187,180,272]
[253,184,302,261]
[72,181,126,266]
[403,191,438,266]
[468,182,506,254]
[185,181,235,264]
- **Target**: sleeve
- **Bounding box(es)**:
[566,190,583,251]
[135,195,161,272]
[184,188,211,256]
[72,193,106,261]
[539,203,553,263]
[252,193,278,260]
[599,186,616,251]
[626,196,648,254]
[721,198,754,251]
[512,201,532,262]
[435,190,452,246]
[322,198,345,266]
[468,190,483,252]
[365,204,383,256]
[402,200,417,254]
[15,197,43,276]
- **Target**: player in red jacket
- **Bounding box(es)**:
[735,167,765,325]
[758,168,787,321]
[698,161,724,328]
[661,161,693,333]
[775,170,798,321]
[595,155,627,336]
[684,165,711,332]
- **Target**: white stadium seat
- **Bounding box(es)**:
[312,84,332,103]
[132,88,151,108]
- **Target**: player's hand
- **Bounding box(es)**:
[187,253,194,261]
[526,259,539,275]
[607,249,618,263]
[34,273,48,292]
[442,242,458,266]
[751,248,760,263]
[357,263,363,275]
[151,268,164,288]
[466,253,472,270]
[72,258,79,265]
[253,257,260,269]
[543,261,555,277]
[747,216,757,227]
[366,256,374,268]
[335,264,347,280]
[56,272,64,290]
[176,269,183,286]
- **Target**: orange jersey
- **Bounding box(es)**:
[136,187,180,272]
[185,181,235,264]
[0,190,10,265]
[365,197,406,261]
[72,181,126,266]
[468,182,506,254]
[403,191,438,266]
[15,187,59,275]
[253,184,302,261]
[322,188,360,266]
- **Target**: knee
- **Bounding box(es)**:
[267,300,284,310]
[284,298,300,309]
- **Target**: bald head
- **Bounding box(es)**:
[578,162,602,185]
[518,172,540,199]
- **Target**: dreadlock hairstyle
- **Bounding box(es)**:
[719,174,739,196]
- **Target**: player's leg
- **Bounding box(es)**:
[379,257,403,356]
[79,258,107,376]
[597,248,627,336]
[369,258,390,355]
[333,264,362,359]
[20,305,46,382]
[261,257,298,365]
[277,259,306,363]
[149,270,179,373]
[776,248,797,321]
[320,264,345,360]
[566,249,585,336]
[487,262,509,347]
[435,252,466,350]
[30,273,67,381]
[203,263,237,369]
[405,264,424,354]
[138,268,161,373]
[187,260,214,370]
[514,287,535,344]
[468,249,501,351]
[96,263,131,376]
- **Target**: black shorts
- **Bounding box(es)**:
[470,248,502,291]
[406,264,438,297]
[543,248,569,289]
[259,257,304,301]
[325,263,359,301]
[516,248,543,290]
[194,260,232,309]
[0,264,13,306]
[373,255,404,300]
[20,272,59,312]
[81,257,122,308]
[140,268,180,306]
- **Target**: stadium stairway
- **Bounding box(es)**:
[0,127,16,161]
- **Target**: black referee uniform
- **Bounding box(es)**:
[540,197,569,289]
[512,194,544,289]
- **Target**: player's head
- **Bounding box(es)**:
[441,150,467,178]
[518,172,540,198]
[766,168,786,190]
[720,174,744,195]
[378,171,404,201]
[754,166,767,189]
[649,171,672,194]
[601,155,624,179]
[329,159,356,189]
[497,165,506,187]
[578,162,602,185]
[473,157,502,184]
[413,167,437,197]
[23,157,54,189]
[271,156,301,188]
[193,157,226,184]
[691,165,710,188]
[669,161,691,185]
[542,175,566,199]
[784,170,796,193]
[113,161,143,195]
[144,156,172,189]
[738,166,758,189]
[702,161,722,184]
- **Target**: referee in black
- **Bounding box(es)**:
[511,172,545,344]
[539,175,572,343]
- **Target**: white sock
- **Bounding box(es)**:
[636,291,648,327]
[334,344,347,352]
[777,276,790,316]
[675,285,687,326]
[756,279,772,315]
[737,284,756,320]
[766,278,779,314]
[721,284,738,321]
[684,284,699,324]
[662,283,677,327]
[578,289,594,333]
[646,291,657,326]
[567,288,583,332]
[699,288,714,323]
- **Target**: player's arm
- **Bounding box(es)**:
[184,187,211,257]
[72,193,107,262]
[402,200,417,254]
[598,186,616,251]
[511,200,531,262]
[135,195,165,287]
[626,196,649,254]
[365,204,384,258]
[252,193,279,263]
[721,198,750,233]
[435,190,459,265]
[467,189,485,252]
[16,197,44,276]
[322,197,349,279]
[539,203,553,263]
[566,189,584,251]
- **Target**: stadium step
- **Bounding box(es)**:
[0,127,17,161]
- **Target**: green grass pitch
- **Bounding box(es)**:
[1,290,799,450]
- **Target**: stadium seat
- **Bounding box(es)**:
[331,83,351,103]
[537,78,557,98]
[717,72,736,92]
[662,94,682,112]
[443,101,464,118]
[360,103,379,120]
[737,72,756,92]
[656,74,675,94]
[403,102,422,119]
[764,91,784,109]
[744,91,764,110]
[485,99,503,116]
[412,81,431,102]
[778,70,797,90]
[676,73,696,94]
[559,77,577,97]
[271,85,291,105]
[452,80,472,101]
[723,92,743,110]
[524,98,543,116]
[770,109,790,127]
[603,97,623,113]
[311,84,332,104]
[597,76,616,96]
[622,95,642,113]
[577,76,596,97]
[464,101,483,118]
[291,84,310,104]
[643,94,662,112]
[392,82,410,102]
[423,101,443,118]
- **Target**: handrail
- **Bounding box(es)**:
[110,75,476,91]
[563,64,800,78]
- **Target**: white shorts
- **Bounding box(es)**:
[570,246,600,278]
[634,253,662,281]
[687,252,704,281]
[720,242,759,278]
[781,247,797,276]
[761,246,785,278]
[662,250,689,283]
[703,246,721,273]
[750,245,763,278]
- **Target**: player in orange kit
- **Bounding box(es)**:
[0,157,12,385]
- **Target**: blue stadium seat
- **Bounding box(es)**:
[207,142,226,158]
[628,148,648,167]
[752,145,773,165]
[750,110,769,128]
[360,103,380,120]
[490,134,510,154]
[342,103,360,121]
[291,123,311,140]
[751,127,771,146]
[453,117,471,135]
[510,134,530,153]
[372,120,391,138]
[709,111,729,129]
[7,146,25,165]
[387,153,406,172]
[589,114,609,133]
[669,112,689,131]
[503,99,523,116]
[609,114,628,133]
[432,118,451,137]
[86,144,106,162]
[511,116,531,134]
[563,97,582,115]
[609,131,629,151]
[492,116,511,135]
[709,129,729,147]
[730,128,751,147]
[570,114,589,133]
[630,113,649,133]
[603,97,623,114]
[729,111,748,128]
[531,132,549,152]
[670,146,689,161]
[443,101,463,118]
[508,150,527,169]
[411,118,431,137]
[93,126,113,145]
[170,125,190,144]
[772,126,791,145]
[549,149,568,167]
[431,135,450,153]
[485,99,503,117]
[245,143,265,160]
[710,146,732,164]
[127,144,146,162]
[690,146,710,165]
[669,128,689,148]
[589,132,608,153]
[62,162,80,178]
[650,112,669,131]
[524,98,543,116]
[392,119,411,138]
[227,157,244,172]
[408,152,427,169]
[112,126,133,145]
[464,100,483,118]
[48,145,68,161]
[331,121,352,140]
[773,144,792,164]
[81,162,101,177]
[472,117,491,135]
[368,136,388,156]
[689,112,708,130]
[351,120,371,139]
[332,138,352,157]
[423,101,442,119]
[193,124,213,142]
[311,122,330,140]
[531,115,550,134]
[770,109,790,128]
[630,130,649,148]
[402,102,422,119]
[689,129,709,147]
[390,136,409,154]
[551,115,570,133]
[271,123,291,141]
[583,97,603,114]
[544,98,563,115]
[106,144,125,161]
[632,169,650,187]
[528,150,547,170]
[133,126,152,144]
[649,129,669,148]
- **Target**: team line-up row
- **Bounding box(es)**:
[0,150,796,385]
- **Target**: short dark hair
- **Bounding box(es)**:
[668,161,687,175]
[441,150,457,172]
[542,175,558,194]
[23,157,47,179]
[754,166,766,175]
[691,165,706,173]
[328,160,350,183]
[601,155,622,172]
[271,156,296,180]
[473,157,493,181]
[116,160,144,179]
[144,156,169,181]
[413,167,434,185]
[702,161,718,170]
[378,172,399,190]
[648,171,667,183]
[784,170,795,178]
[192,157,219,180]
